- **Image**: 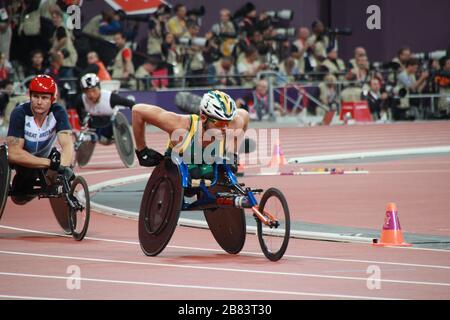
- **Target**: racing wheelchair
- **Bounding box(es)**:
[73,107,135,168]
[138,155,290,261]
[0,145,90,240]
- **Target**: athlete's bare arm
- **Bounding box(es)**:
[6,136,51,168]
[57,130,74,166]
[132,104,191,150]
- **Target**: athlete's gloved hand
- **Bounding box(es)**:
[58,166,75,182]
[135,147,164,167]
[48,148,61,171]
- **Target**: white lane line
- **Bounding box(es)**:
[0,250,448,287]
[0,271,401,300]
[0,294,67,300]
[2,225,450,268]
[288,146,450,164]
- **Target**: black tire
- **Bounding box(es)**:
[113,112,135,168]
[68,176,90,241]
[76,135,96,168]
[0,145,11,221]
[256,188,290,261]
[139,159,183,256]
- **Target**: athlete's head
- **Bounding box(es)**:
[80,73,101,103]
[199,90,237,129]
[29,75,57,115]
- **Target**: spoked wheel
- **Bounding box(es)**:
[68,176,90,241]
[75,133,96,168]
[0,145,11,220]
[113,112,135,168]
[256,188,290,261]
[139,159,183,256]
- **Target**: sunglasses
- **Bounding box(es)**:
[207,118,229,128]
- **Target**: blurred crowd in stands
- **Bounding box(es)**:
[0,0,449,126]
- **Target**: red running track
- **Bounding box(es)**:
[1,121,450,300]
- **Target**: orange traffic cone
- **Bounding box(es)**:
[373,203,412,247]
[268,139,287,167]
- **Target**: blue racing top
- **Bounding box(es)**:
[7,102,71,157]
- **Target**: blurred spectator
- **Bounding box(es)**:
[237,79,283,120]
[394,58,429,120]
[83,51,112,81]
[0,51,12,81]
[147,5,170,58]
[292,27,311,73]
[392,46,411,72]
[348,47,367,69]
[0,7,11,61]
[161,32,183,81]
[437,57,450,115]
[99,10,122,36]
[351,54,370,86]
[207,56,237,87]
[110,32,135,85]
[277,57,299,85]
[47,51,64,82]
[211,9,236,57]
[1,79,28,127]
[318,73,338,112]
[236,2,257,34]
[203,31,221,64]
[307,20,329,61]
[340,72,363,103]
[167,4,187,38]
[25,49,50,77]
[321,46,346,78]
[183,19,206,87]
[361,77,389,120]
[237,46,267,87]
[49,10,78,78]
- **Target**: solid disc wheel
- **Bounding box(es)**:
[203,171,246,254]
[113,112,135,168]
[256,188,290,261]
[138,159,183,256]
[76,138,96,168]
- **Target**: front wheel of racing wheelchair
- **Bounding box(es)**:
[73,108,135,168]
[0,144,90,241]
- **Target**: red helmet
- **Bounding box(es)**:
[29,75,57,102]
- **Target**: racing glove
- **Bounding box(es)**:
[135,147,164,167]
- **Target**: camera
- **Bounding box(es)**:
[327,27,352,36]
[187,6,205,17]
[266,10,294,21]
[385,84,407,99]
[178,37,207,47]
[411,50,447,61]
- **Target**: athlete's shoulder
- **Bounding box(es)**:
[10,101,31,118]
[50,104,69,119]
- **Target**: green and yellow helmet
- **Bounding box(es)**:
[200,90,237,121]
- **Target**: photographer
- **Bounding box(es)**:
[361,77,389,120]
[207,55,237,87]
[306,20,330,61]
[394,58,429,120]
[436,57,450,116]
[167,4,187,39]
[321,46,346,79]
[237,45,268,87]
[180,20,207,87]
[292,27,311,74]
[211,9,237,57]
[147,5,170,58]
[49,9,77,78]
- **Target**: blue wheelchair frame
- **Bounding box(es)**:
[170,155,259,212]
